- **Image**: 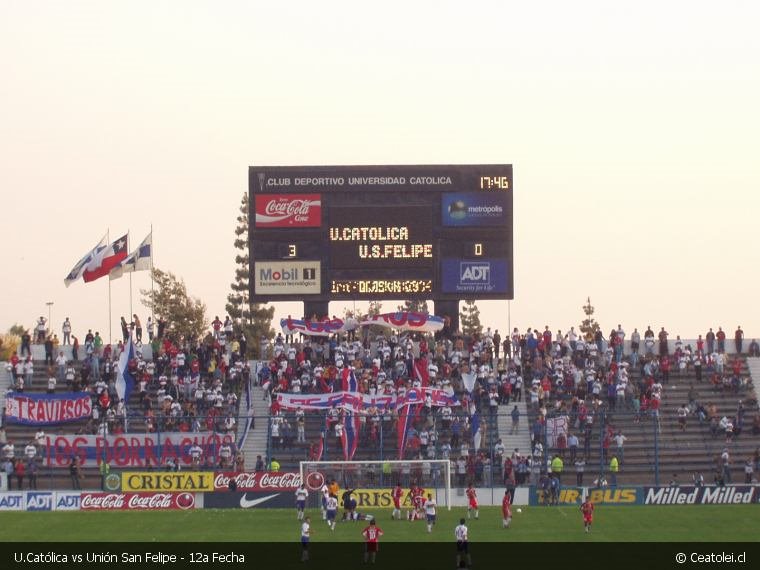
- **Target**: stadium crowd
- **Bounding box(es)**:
[259,318,760,489]
[2,314,249,475]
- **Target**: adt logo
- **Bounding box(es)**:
[0,494,24,509]
[55,493,81,510]
[459,262,491,285]
[26,492,53,511]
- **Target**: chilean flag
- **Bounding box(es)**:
[83,233,129,283]
[341,368,358,392]
[341,413,360,460]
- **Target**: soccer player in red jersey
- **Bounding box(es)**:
[502,490,512,529]
[362,519,384,564]
[466,484,479,520]
[580,498,595,532]
[391,483,403,520]
[408,484,425,521]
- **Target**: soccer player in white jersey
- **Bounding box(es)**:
[455,518,470,568]
[424,493,436,533]
[320,483,330,520]
[295,484,309,520]
[300,516,311,562]
[326,494,339,531]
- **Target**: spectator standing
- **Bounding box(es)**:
[44,336,54,365]
[716,328,726,353]
[62,318,72,345]
[147,317,154,341]
[36,317,47,343]
[744,459,754,484]
[734,327,744,354]
[134,315,143,342]
[510,405,520,435]
[120,317,130,342]
[69,457,82,489]
[575,458,585,486]
[14,459,25,490]
[3,459,14,489]
[27,459,38,490]
[609,455,619,487]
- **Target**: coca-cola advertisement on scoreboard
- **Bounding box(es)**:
[80,492,197,511]
[254,194,321,227]
[213,471,302,492]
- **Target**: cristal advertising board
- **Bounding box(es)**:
[249,164,513,302]
[120,472,215,492]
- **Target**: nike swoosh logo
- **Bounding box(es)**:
[239,493,280,508]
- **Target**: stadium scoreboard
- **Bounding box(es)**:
[249,164,513,303]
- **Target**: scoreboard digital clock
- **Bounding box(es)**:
[249,164,513,309]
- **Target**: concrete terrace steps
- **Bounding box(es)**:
[496,400,531,458]
[241,384,270,469]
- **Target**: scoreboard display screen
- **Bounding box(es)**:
[249,164,513,302]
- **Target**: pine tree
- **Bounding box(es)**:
[226,193,275,356]
[579,297,601,342]
[459,299,483,337]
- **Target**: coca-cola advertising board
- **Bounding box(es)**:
[213,471,302,492]
[254,194,321,227]
[80,492,197,511]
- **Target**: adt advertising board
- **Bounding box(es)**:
[25,492,54,511]
[441,192,510,227]
[441,259,509,294]
[0,492,25,510]
[55,492,82,511]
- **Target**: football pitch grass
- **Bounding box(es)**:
[1,505,758,542]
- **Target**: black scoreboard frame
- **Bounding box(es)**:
[248,164,513,305]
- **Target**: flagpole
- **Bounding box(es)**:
[107,229,112,346]
[150,223,154,324]
[129,272,133,319]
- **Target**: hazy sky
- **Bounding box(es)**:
[1,1,758,343]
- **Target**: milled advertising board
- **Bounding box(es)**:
[249,164,513,302]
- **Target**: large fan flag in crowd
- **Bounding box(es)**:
[116,338,136,403]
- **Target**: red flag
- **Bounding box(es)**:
[83,234,128,283]
[414,358,429,387]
